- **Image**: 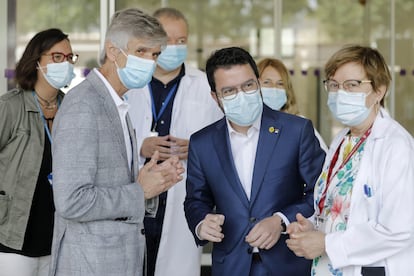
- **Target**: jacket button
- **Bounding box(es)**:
[141,228,145,235]
[249,217,256,223]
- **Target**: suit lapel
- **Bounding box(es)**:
[126,113,138,180]
[88,71,131,176]
[250,107,282,206]
[213,119,250,208]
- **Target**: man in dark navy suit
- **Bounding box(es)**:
[184,47,325,276]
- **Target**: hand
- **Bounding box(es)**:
[168,135,189,160]
[286,230,326,260]
[137,151,184,199]
[198,214,225,243]
[140,135,172,161]
[287,213,315,234]
[245,216,283,250]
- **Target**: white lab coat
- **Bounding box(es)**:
[319,108,414,276]
[125,65,223,276]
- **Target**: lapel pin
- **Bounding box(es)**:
[268,126,279,134]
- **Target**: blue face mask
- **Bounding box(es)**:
[38,61,75,89]
[261,87,287,110]
[116,50,156,89]
[327,89,372,126]
[221,89,263,127]
[156,45,187,71]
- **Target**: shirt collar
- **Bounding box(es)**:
[93,68,129,111]
[226,115,261,138]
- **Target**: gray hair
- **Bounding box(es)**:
[99,8,167,65]
[153,7,188,28]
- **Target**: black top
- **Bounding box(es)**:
[144,65,185,233]
[0,132,55,257]
[149,65,185,136]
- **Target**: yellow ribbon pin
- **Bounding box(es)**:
[269,127,279,134]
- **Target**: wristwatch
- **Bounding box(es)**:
[281,220,287,234]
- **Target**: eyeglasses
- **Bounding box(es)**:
[323,79,372,92]
[219,79,259,100]
[43,52,79,64]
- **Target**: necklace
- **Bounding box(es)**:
[35,92,58,110]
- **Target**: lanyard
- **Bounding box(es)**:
[148,83,178,132]
[32,91,60,144]
[318,127,372,213]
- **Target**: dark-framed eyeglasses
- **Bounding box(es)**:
[219,79,259,100]
[43,52,79,64]
[323,79,372,92]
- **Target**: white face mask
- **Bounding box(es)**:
[157,45,187,71]
[221,89,263,127]
[261,87,287,110]
[116,49,156,89]
[38,61,75,89]
[327,89,373,126]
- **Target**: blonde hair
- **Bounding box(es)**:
[257,58,299,115]
[325,45,391,107]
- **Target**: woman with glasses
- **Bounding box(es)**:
[0,28,77,276]
[257,58,328,152]
[286,45,414,276]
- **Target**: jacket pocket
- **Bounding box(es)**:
[0,191,11,224]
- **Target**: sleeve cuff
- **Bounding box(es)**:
[274,212,290,234]
[195,221,204,240]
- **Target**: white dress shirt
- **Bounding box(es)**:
[226,118,261,200]
[94,69,132,169]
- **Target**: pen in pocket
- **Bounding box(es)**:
[364,184,372,197]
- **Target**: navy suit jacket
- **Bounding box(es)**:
[184,105,326,276]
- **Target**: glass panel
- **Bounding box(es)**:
[16,0,100,91]
[13,0,413,138]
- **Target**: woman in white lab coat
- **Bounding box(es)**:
[286,45,414,276]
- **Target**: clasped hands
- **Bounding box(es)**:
[137,150,184,199]
[198,214,285,250]
[286,213,326,259]
[141,135,189,161]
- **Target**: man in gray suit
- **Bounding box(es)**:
[49,8,183,276]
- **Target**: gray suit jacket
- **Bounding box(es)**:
[49,70,146,276]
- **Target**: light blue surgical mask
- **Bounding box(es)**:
[221,89,263,127]
[327,89,373,126]
[156,45,187,71]
[261,87,287,110]
[116,49,156,89]
[38,61,75,89]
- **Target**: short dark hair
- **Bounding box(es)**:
[205,47,259,92]
[15,28,69,90]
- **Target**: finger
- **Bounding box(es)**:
[200,224,224,242]
[260,236,275,250]
[264,239,277,250]
[201,231,223,243]
[145,151,159,170]
[215,214,225,225]
[158,152,171,160]
[296,213,307,224]
[287,222,300,234]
